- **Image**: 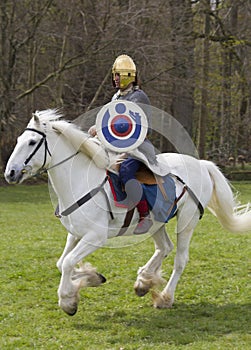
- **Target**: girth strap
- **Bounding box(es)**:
[117,207,135,236]
[171,174,204,219]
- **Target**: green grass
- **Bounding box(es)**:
[0,182,250,349]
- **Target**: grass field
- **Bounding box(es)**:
[0,182,250,350]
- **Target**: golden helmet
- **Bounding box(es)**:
[112,54,137,89]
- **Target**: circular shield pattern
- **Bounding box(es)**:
[96,100,148,152]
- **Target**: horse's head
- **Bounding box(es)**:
[5,108,121,184]
[4,109,60,184]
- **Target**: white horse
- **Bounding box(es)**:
[4,109,251,316]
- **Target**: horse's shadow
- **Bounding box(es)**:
[74,302,250,346]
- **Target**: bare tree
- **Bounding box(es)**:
[193,0,251,163]
[0,0,54,169]
[1,0,250,171]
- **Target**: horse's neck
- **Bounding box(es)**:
[47,134,105,207]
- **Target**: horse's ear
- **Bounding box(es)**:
[52,125,62,134]
[32,112,39,123]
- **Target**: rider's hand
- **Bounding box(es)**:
[88,125,97,137]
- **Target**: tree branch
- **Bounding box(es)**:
[85,67,111,111]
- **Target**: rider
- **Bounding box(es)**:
[89,54,156,234]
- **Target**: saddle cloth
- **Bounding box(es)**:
[107,169,177,223]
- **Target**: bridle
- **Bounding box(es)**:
[23,127,78,176]
[24,128,52,171]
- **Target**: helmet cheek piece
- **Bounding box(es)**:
[119,74,136,89]
[112,72,136,89]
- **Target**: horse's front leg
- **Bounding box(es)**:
[134,226,174,297]
[58,230,107,316]
[56,233,80,273]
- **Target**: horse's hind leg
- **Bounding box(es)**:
[152,227,194,308]
[134,225,174,297]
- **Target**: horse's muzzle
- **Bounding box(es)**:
[4,165,31,184]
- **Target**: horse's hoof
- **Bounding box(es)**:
[152,290,173,309]
[98,273,106,284]
[134,282,149,297]
[66,308,78,316]
[59,299,78,316]
[135,288,149,297]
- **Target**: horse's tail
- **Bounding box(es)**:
[202,160,251,233]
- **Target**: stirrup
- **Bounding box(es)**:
[54,204,61,218]
[133,214,153,235]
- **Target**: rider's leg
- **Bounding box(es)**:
[119,158,153,234]
[133,197,153,234]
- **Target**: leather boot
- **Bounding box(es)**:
[133,199,153,234]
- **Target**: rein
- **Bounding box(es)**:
[38,151,79,176]
[23,127,114,219]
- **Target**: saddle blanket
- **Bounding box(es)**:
[108,171,177,223]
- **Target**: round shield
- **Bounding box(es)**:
[96,100,148,152]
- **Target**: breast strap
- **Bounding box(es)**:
[60,176,114,219]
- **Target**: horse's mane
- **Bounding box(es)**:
[33,109,89,138]
[33,109,64,123]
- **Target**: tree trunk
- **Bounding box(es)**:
[167,0,195,153]
[198,0,210,159]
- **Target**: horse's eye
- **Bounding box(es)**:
[29,140,37,146]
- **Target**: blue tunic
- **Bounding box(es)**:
[112,86,156,203]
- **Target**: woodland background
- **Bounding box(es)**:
[0,0,250,171]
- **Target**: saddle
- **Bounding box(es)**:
[111,162,168,200]
[108,163,177,223]
[136,164,169,201]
